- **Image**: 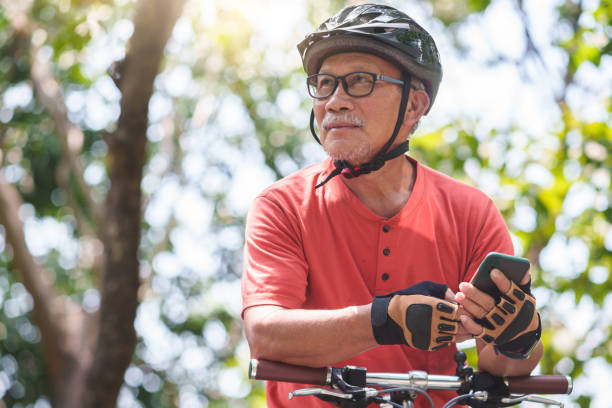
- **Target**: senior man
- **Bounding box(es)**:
[241,4,542,407]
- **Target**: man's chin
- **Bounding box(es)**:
[323,146,371,166]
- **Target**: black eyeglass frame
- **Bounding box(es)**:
[306,71,409,99]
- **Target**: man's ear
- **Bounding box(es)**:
[403,89,430,124]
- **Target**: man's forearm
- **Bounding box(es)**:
[476,340,543,377]
[244,304,377,367]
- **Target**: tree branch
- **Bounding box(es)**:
[29,42,105,227]
[0,172,66,379]
[516,0,549,70]
[2,0,105,230]
[515,0,583,105]
[110,0,187,145]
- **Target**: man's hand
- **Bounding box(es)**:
[371,281,459,351]
[456,269,541,359]
[443,289,479,343]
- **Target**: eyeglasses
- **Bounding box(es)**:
[306,71,405,99]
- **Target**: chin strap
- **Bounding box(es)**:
[312,73,412,189]
[315,140,409,188]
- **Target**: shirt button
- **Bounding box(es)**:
[383,248,390,256]
[382,225,390,233]
[382,273,389,281]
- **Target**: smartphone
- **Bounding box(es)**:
[471,252,530,299]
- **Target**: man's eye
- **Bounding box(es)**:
[348,73,373,86]
[354,74,371,83]
[318,78,334,88]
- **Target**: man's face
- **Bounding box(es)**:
[312,52,404,166]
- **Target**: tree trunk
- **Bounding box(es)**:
[82,0,187,406]
[0,0,186,406]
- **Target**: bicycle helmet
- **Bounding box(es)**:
[297,4,442,188]
[298,3,442,112]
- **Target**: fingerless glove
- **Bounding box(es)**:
[475,280,541,359]
[371,281,459,351]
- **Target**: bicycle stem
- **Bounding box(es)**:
[365,371,464,390]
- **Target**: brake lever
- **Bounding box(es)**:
[500,394,564,407]
[289,387,353,400]
[289,386,383,400]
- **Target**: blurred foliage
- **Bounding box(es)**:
[410,3,612,407]
[0,0,610,407]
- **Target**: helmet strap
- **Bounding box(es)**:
[314,72,413,189]
[309,110,321,145]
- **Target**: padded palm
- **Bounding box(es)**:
[388,294,458,350]
[371,281,458,351]
[476,280,539,346]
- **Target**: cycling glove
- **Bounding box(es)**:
[371,281,458,351]
[475,280,541,359]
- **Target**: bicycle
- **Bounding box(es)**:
[248,351,572,407]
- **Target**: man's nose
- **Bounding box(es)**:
[325,81,354,112]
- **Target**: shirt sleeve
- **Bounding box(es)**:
[462,198,515,282]
[241,194,309,317]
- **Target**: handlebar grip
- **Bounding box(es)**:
[249,359,331,386]
[506,375,573,395]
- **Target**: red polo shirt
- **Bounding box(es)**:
[242,156,513,407]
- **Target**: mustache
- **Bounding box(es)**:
[321,113,364,130]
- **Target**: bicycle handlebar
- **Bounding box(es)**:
[249,359,573,395]
[504,375,572,395]
[250,359,331,386]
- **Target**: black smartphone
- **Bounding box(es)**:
[471,252,530,299]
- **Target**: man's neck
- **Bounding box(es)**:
[342,155,416,218]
